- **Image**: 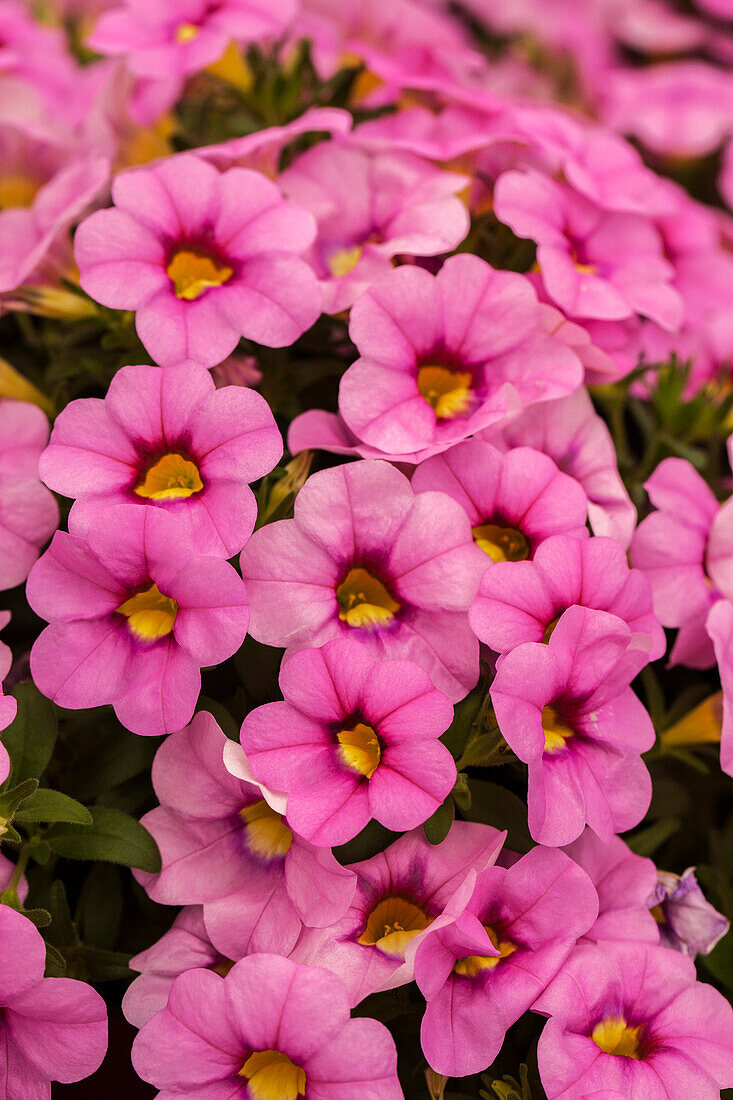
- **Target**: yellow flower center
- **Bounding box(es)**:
[327,245,364,278]
[239,800,293,861]
[543,615,561,643]
[175,21,200,42]
[239,1050,306,1100]
[118,583,178,641]
[337,722,381,778]
[135,452,204,500]
[453,925,517,977]
[0,172,39,209]
[472,523,529,563]
[336,567,400,630]
[591,1017,643,1059]
[542,704,574,754]
[167,250,233,300]
[417,365,473,420]
[359,896,431,958]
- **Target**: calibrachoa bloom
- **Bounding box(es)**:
[27,505,248,735]
[414,846,598,1077]
[650,868,730,959]
[706,597,733,776]
[39,361,282,558]
[0,904,108,1093]
[75,153,322,368]
[563,830,659,946]
[292,821,505,1005]
[0,398,59,591]
[491,606,655,846]
[132,953,404,1099]
[412,440,588,565]
[534,943,733,1099]
[0,611,16,780]
[136,712,356,960]
[240,637,456,845]
[241,459,487,700]
[470,534,665,659]
[279,143,470,313]
[335,256,583,462]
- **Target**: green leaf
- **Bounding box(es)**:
[14,789,92,825]
[333,818,399,864]
[701,926,733,996]
[463,779,533,853]
[45,806,162,872]
[44,943,67,975]
[451,772,471,812]
[441,688,482,758]
[626,816,680,858]
[0,777,38,821]
[2,683,57,784]
[423,796,455,845]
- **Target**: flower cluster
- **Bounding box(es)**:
[0,0,732,1097]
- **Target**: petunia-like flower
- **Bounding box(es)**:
[123,906,231,1029]
[649,868,730,959]
[39,362,282,559]
[414,846,598,1077]
[494,169,683,330]
[290,821,505,1006]
[240,638,456,846]
[132,953,404,1099]
[136,712,356,960]
[487,387,636,549]
[27,505,248,736]
[240,459,487,701]
[335,256,583,462]
[490,606,655,846]
[471,534,665,660]
[0,398,59,591]
[412,440,588,567]
[87,0,296,83]
[705,598,733,776]
[563,830,659,947]
[631,457,720,669]
[75,153,322,368]
[534,942,733,1099]
[0,611,16,780]
[279,143,470,314]
[0,904,108,1093]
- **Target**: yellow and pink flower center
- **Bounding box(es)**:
[591,1016,644,1059]
[167,250,233,300]
[175,21,200,42]
[542,704,574,755]
[453,925,517,977]
[118,583,178,641]
[239,1049,306,1100]
[239,799,293,861]
[336,567,400,630]
[359,896,431,958]
[337,721,381,778]
[472,522,529,563]
[0,172,39,209]
[417,364,473,420]
[135,453,204,500]
[327,244,364,278]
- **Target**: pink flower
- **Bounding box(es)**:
[490,606,655,846]
[651,867,730,959]
[335,256,583,462]
[414,846,598,1077]
[470,534,665,660]
[279,143,470,313]
[123,906,228,1029]
[75,153,322,368]
[0,904,108,1091]
[240,638,456,846]
[132,953,403,1098]
[704,597,733,775]
[494,169,683,330]
[0,399,59,591]
[413,440,589,566]
[136,712,356,960]
[87,0,296,81]
[240,459,487,700]
[631,457,719,669]
[562,830,659,946]
[0,611,16,776]
[198,107,353,175]
[534,943,733,1099]
[487,387,637,549]
[27,505,248,736]
[39,362,282,558]
[291,821,505,1005]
